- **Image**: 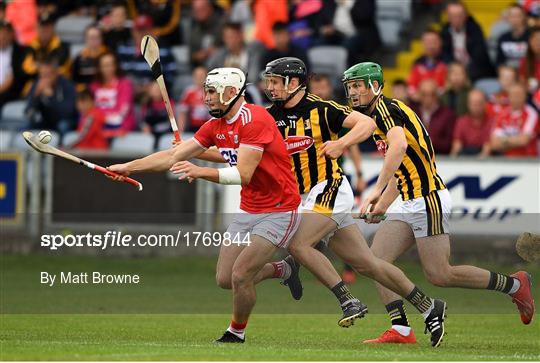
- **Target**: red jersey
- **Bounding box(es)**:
[75,108,108,150]
[193,103,301,213]
[407,57,448,95]
[493,104,538,157]
[453,114,494,148]
[487,91,509,117]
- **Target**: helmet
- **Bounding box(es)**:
[342,62,384,114]
[342,62,384,94]
[204,67,247,117]
[261,57,307,106]
[262,57,307,85]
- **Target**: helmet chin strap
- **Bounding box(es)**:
[354,79,382,115]
[209,83,248,118]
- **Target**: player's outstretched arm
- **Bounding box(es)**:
[170,139,208,164]
[319,111,376,159]
[197,147,227,163]
[108,139,205,177]
[170,146,262,185]
[340,111,378,146]
[108,149,176,177]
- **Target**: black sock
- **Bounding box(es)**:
[331,281,355,307]
[385,300,410,327]
[487,272,515,294]
[405,286,433,314]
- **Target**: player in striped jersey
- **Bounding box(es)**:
[263,57,448,347]
[342,62,535,345]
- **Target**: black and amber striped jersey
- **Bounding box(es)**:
[370,96,446,201]
[267,92,351,194]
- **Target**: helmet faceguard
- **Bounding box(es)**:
[261,57,307,107]
[204,68,247,118]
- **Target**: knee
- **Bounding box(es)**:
[424,267,452,287]
[351,259,379,278]
[216,272,232,290]
[231,268,251,288]
[287,242,307,260]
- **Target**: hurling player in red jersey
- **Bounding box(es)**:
[108,68,303,343]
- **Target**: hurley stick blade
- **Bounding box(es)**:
[22,131,80,164]
[141,35,162,80]
[140,34,180,140]
[516,232,540,262]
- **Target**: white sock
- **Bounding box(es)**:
[508,278,521,294]
[421,299,435,320]
[273,260,292,280]
[392,325,412,336]
[227,327,245,340]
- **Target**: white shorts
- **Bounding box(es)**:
[226,207,301,248]
[301,177,356,233]
[387,189,452,238]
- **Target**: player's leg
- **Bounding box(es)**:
[216,213,301,298]
[287,211,341,287]
[288,178,369,327]
[416,189,534,325]
[288,211,369,327]
[215,243,245,289]
[365,220,417,343]
[216,209,302,343]
[329,222,446,346]
[416,233,535,324]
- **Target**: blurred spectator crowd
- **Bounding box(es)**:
[0,0,538,158]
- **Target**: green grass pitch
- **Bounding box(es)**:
[1,254,539,360]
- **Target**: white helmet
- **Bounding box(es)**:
[204,67,246,106]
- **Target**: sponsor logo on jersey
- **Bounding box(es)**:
[219,148,238,165]
[276,120,287,127]
[216,134,226,140]
[284,136,314,155]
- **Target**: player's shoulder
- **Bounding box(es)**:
[376,96,404,115]
[200,116,220,129]
[306,93,351,112]
[244,103,274,121]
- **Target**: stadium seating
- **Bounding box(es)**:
[110,132,154,154]
[171,45,191,75]
[69,43,85,60]
[308,46,348,78]
[474,78,501,97]
[157,132,175,151]
[55,15,94,44]
[61,131,80,148]
[1,100,26,124]
[182,132,195,141]
[0,129,13,151]
[376,0,411,48]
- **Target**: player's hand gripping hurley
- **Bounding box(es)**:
[22,131,143,191]
[141,35,181,142]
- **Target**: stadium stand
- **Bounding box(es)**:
[308,45,348,79]
[55,15,94,44]
[110,132,155,154]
